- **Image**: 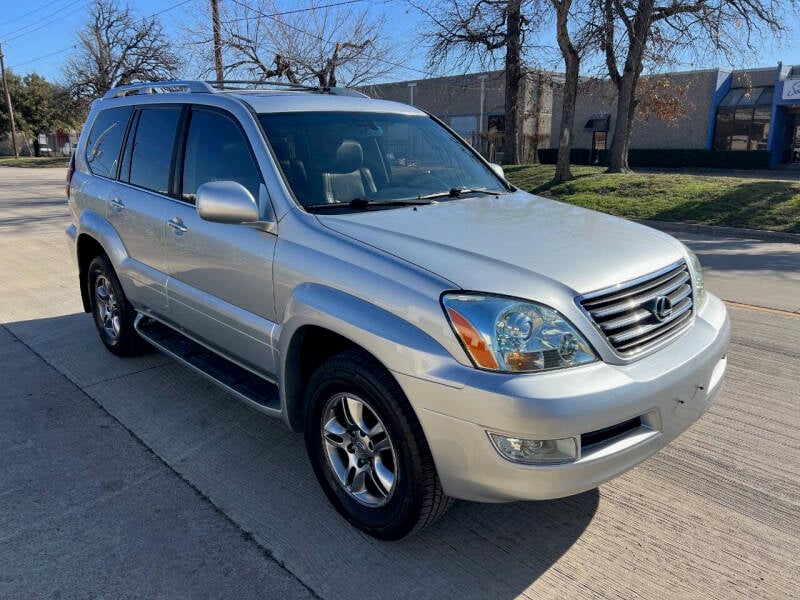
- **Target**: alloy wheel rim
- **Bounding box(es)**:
[94,275,121,340]
[321,393,397,507]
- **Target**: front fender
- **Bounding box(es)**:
[278,283,467,431]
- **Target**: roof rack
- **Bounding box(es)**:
[102,79,369,100]
[103,81,214,99]
[205,79,368,97]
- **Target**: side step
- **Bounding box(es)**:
[135,315,281,415]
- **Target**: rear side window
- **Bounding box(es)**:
[126,107,182,195]
[181,108,261,203]
[85,106,132,179]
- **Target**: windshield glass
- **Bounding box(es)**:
[257,111,505,210]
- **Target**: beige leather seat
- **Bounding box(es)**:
[320,139,377,203]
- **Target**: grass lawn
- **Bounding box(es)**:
[0,156,70,168]
[504,164,800,234]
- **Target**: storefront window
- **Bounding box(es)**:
[713,86,774,151]
[730,108,752,150]
[713,109,734,150]
[751,107,771,150]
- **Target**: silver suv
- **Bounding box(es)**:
[66,80,730,539]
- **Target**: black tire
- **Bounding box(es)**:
[304,349,453,540]
[87,254,147,357]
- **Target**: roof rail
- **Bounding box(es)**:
[103,80,214,99]
[102,79,369,100]
[205,79,368,98]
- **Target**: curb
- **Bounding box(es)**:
[635,219,800,244]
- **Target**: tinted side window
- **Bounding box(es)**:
[181,109,261,203]
[128,107,182,195]
[85,106,132,179]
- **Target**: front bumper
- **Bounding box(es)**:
[396,293,730,502]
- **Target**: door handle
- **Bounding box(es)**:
[167,217,188,234]
[110,197,125,211]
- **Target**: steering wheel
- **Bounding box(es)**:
[405,169,449,190]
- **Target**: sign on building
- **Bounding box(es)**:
[782,79,800,101]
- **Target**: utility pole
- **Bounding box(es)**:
[211,0,224,84]
[0,42,19,158]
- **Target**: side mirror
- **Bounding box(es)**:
[489,163,505,179]
[196,181,259,224]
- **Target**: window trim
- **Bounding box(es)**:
[84,106,134,181]
[118,109,140,184]
[175,104,265,207]
[119,103,185,198]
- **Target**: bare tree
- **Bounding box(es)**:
[551,0,579,182]
[592,0,798,172]
[187,0,395,88]
[63,0,181,100]
[412,0,542,165]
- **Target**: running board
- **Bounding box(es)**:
[134,315,281,414]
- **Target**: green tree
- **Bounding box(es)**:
[0,70,22,137]
[0,72,82,139]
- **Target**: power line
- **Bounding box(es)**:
[1,0,87,41]
[7,0,194,71]
[9,45,75,70]
[227,0,434,79]
[1,0,65,29]
[6,0,89,42]
[220,0,366,25]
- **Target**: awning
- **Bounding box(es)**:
[584,114,610,131]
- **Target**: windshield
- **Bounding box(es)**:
[257,111,506,210]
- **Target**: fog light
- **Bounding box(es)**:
[489,433,578,464]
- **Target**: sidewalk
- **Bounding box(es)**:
[676,232,800,314]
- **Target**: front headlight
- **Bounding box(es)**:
[685,249,707,308]
[442,294,597,373]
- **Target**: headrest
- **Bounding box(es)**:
[322,139,363,174]
[271,138,290,161]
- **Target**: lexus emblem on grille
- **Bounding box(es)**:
[651,296,673,322]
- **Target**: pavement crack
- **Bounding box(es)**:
[723,300,800,318]
[83,361,169,388]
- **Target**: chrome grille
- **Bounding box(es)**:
[579,262,694,356]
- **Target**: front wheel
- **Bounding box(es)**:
[304,349,452,540]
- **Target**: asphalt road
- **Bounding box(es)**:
[1,167,798,599]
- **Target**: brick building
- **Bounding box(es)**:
[366,63,800,169]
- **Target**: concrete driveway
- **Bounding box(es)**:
[1,166,798,599]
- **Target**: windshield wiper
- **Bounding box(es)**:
[304,198,435,211]
[417,187,504,200]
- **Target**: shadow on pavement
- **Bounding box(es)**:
[4,312,599,599]
[681,237,800,274]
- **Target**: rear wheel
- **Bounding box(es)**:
[88,254,147,356]
[304,349,453,539]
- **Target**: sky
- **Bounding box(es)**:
[1,0,799,85]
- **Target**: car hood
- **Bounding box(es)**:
[317,191,686,301]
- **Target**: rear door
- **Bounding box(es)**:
[164,105,278,378]
[79,105,132,222]
[106,105,182,315]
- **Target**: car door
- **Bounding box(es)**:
[164,105,278,379]
[107,105,182,315]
